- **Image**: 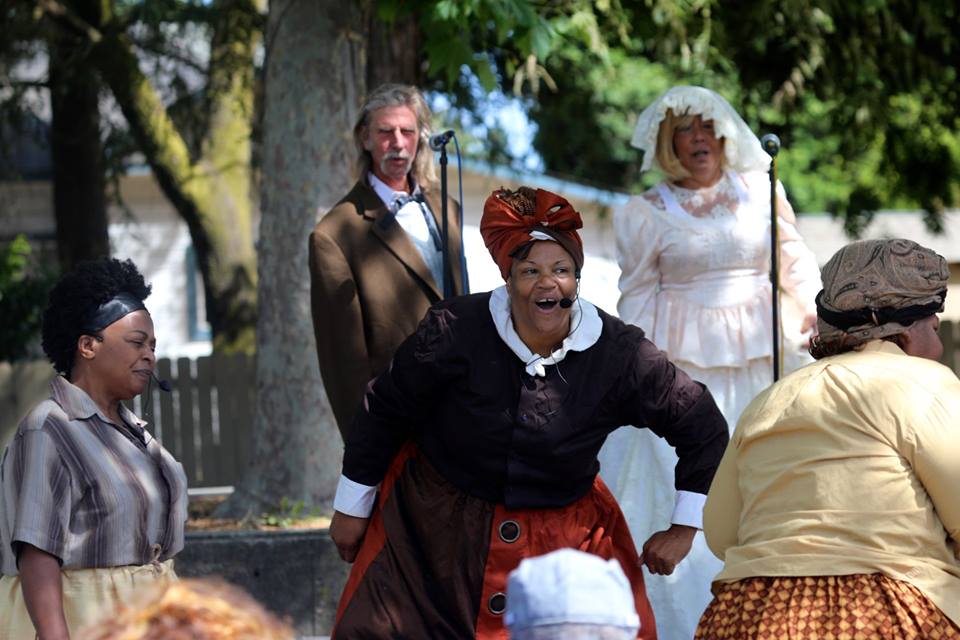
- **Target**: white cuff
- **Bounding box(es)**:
[671,490,705,529]
[333,474,378,518]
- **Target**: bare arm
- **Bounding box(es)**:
[19,543,69,640]
[329,511,370,563]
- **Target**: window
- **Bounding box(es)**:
[186,245,212,341]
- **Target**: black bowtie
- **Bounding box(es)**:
[384,192,442,251]
[391,192,426,213]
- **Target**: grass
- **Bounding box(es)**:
[187,495,332,532]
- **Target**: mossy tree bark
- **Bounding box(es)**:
[91,0,261,353]
[217,0,422,515]
[215,0,365,515]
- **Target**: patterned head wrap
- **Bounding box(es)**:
[630,85,771,174]
[480,187,584,281]
[810,238,948,358]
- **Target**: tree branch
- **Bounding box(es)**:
[129,36,207,74]
[91,27,205,235]
[0,80,50,89]
[37,0,102,43]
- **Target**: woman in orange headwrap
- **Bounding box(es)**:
[328,187,728,639]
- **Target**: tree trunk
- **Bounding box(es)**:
[92,0,259,353]
[197,0,260,352]
[48,23,109,271]
[216,0,365,515]
[365,9,421,87]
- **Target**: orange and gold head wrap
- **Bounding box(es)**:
[480,186,584,281]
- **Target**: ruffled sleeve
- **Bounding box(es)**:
[614,195,663,334]
[775,184,821,316]
[342,304,459,487]
[612,330,729,495]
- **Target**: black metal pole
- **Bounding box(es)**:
[769,157,781,382]
[761,133,782,383]
[439,145,451,299]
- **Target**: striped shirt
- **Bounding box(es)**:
[0,376,187,575]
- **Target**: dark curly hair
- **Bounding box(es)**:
[41,258,151,377]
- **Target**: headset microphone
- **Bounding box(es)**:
[152,372,172,393]
[559,271,581,309]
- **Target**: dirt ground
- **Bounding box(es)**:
[187,495,332,532]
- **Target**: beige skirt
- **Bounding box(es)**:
[0,560,176,639]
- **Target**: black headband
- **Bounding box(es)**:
[815,289,946,331]
[80,291,148,334]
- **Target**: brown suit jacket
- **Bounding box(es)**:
[309,178,466,440]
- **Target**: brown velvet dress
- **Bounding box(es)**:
[334,292,728,639]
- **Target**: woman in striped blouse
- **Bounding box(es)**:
[0,258,188,639]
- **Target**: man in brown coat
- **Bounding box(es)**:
[309,84,466,440]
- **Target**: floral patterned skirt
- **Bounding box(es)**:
[695,574,960,639]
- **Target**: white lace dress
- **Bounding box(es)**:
[598,170,821,640]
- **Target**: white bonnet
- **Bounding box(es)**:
[630,85,770,174]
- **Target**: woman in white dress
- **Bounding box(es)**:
[597,85,822,640]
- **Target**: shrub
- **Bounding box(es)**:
[0,235,55,362]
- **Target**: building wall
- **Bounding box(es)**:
[1,174,213,359]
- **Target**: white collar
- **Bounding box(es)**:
[369,172,420,208]
[488,285,602,377]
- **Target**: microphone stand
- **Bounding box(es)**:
[762,133,783,382]
[430,129,463,299]
[439,144,451,299]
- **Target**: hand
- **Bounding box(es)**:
[640,524,697,575]
[330,511,370,563]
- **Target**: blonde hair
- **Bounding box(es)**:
[654,108,726,182]
[353,83,438,189]
[77,578,294,640]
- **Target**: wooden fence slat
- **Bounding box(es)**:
[157,358,176,457]
[176,357,197,485]
[138,380,159,438]
[215,354,240,484]
[235,353,255,475]
[195,356,217,486]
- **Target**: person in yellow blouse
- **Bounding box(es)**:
[698,238,960,638]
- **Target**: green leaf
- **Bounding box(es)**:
[473,57,498,91]
[434,0,459,21]
[528,18,555,61]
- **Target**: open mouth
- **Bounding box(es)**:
[692,149,710,158]
[535,298,559,310]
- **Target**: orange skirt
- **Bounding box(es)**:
[334,444,656,639]
[695,574,960,639]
